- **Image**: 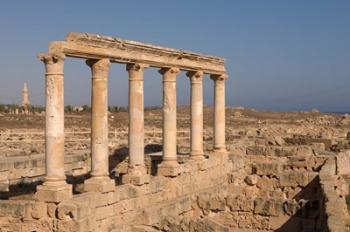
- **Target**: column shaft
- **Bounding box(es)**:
[87,59,110,178]
[161,68,179,165]
[187,71,204,159]
[212,74,227,152]
[127,63,147,171]
[40,54,66,186]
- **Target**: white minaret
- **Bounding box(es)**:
[21,82,30,107]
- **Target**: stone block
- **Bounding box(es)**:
[0,179,9,192]
[254,198,283,216]
[244,174,259,186]
[320,158,336,176]
[0,162,9,171]
[157,164,181,177]
[246,145,266,156]
[21,220,54,232]
[226,195,254,212]
[337,150,350,175]
[123,174,150,186]
[149,178,166,193]
[107,190,120,205]
[25,202,47,219]
[36,184,72,203]
[84,177,115,193]
[0,201,26,218]
[253,162,280,176]
[96,204,115,221]
[118,184,139,200]
[280,172,308,187]
[47,203,57,218]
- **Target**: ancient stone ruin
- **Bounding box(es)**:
[0,32,350,232]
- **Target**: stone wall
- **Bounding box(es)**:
[1,136,350,231]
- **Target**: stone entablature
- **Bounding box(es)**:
[49,32,226,75]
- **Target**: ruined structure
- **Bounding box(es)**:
[0,33,349,232]
[35,32,227,203]
[21,83,30,108]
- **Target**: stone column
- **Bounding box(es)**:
[123,63,150,185]
[84,59,114,193]
[158,67,181,177]
[187,71,204,160]
[211,74,228,153]
[36,53,72,202]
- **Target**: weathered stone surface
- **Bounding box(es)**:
[336,150,350,175]
[226,195,254,212]
[254,198,283,216]
[253,161,280,176]
[279,172,309,187]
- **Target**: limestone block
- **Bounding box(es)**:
[254,198,283,216]
[21,220,53,232]
[279,172,308,187]
[149,178,167,193]
[84,178,115,193]
[96,204,115,221]
[283,200,300,216]
[118,184,139,200]
[244,174,259,186]
[319,158,336,176]
[157,165,181,177]
[107,190,120,205]
[253,162,280,176]
[256,176,277,191]
[25,202,47,219]
[0,201,26,218]
[0,162,9,172]
[336,150,350,175]
[246,145,266,156]
[56,219,86,232]
[0,179,9,192]
[226,195,254,212]
[36,184,72,203]
[122,173,150,186]
[47,203,57,218]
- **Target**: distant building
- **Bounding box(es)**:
[21,82,30,107]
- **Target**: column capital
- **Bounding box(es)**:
[186,70,204,83]
[160,67,180,82]
[126,63,149,72]
[38,53,65,64]
[38,53,65,74]
[210,73,228,81]
[86,59,110,71]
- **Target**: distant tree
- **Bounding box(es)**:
[65,105,73,113]
[82,105,91,112]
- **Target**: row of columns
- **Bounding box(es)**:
[36,53,227,201]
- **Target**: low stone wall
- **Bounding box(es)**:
[0,152,236,231]
[0,152,89,193]
[1,144,349,231]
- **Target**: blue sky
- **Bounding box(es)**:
[0,1,349,112]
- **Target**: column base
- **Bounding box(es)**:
[213,148,229,163]
[157,161,181,177]
[36,183,72,203]
[84,177,115,193]
[190,152,205,161]
[122,165,150,186]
